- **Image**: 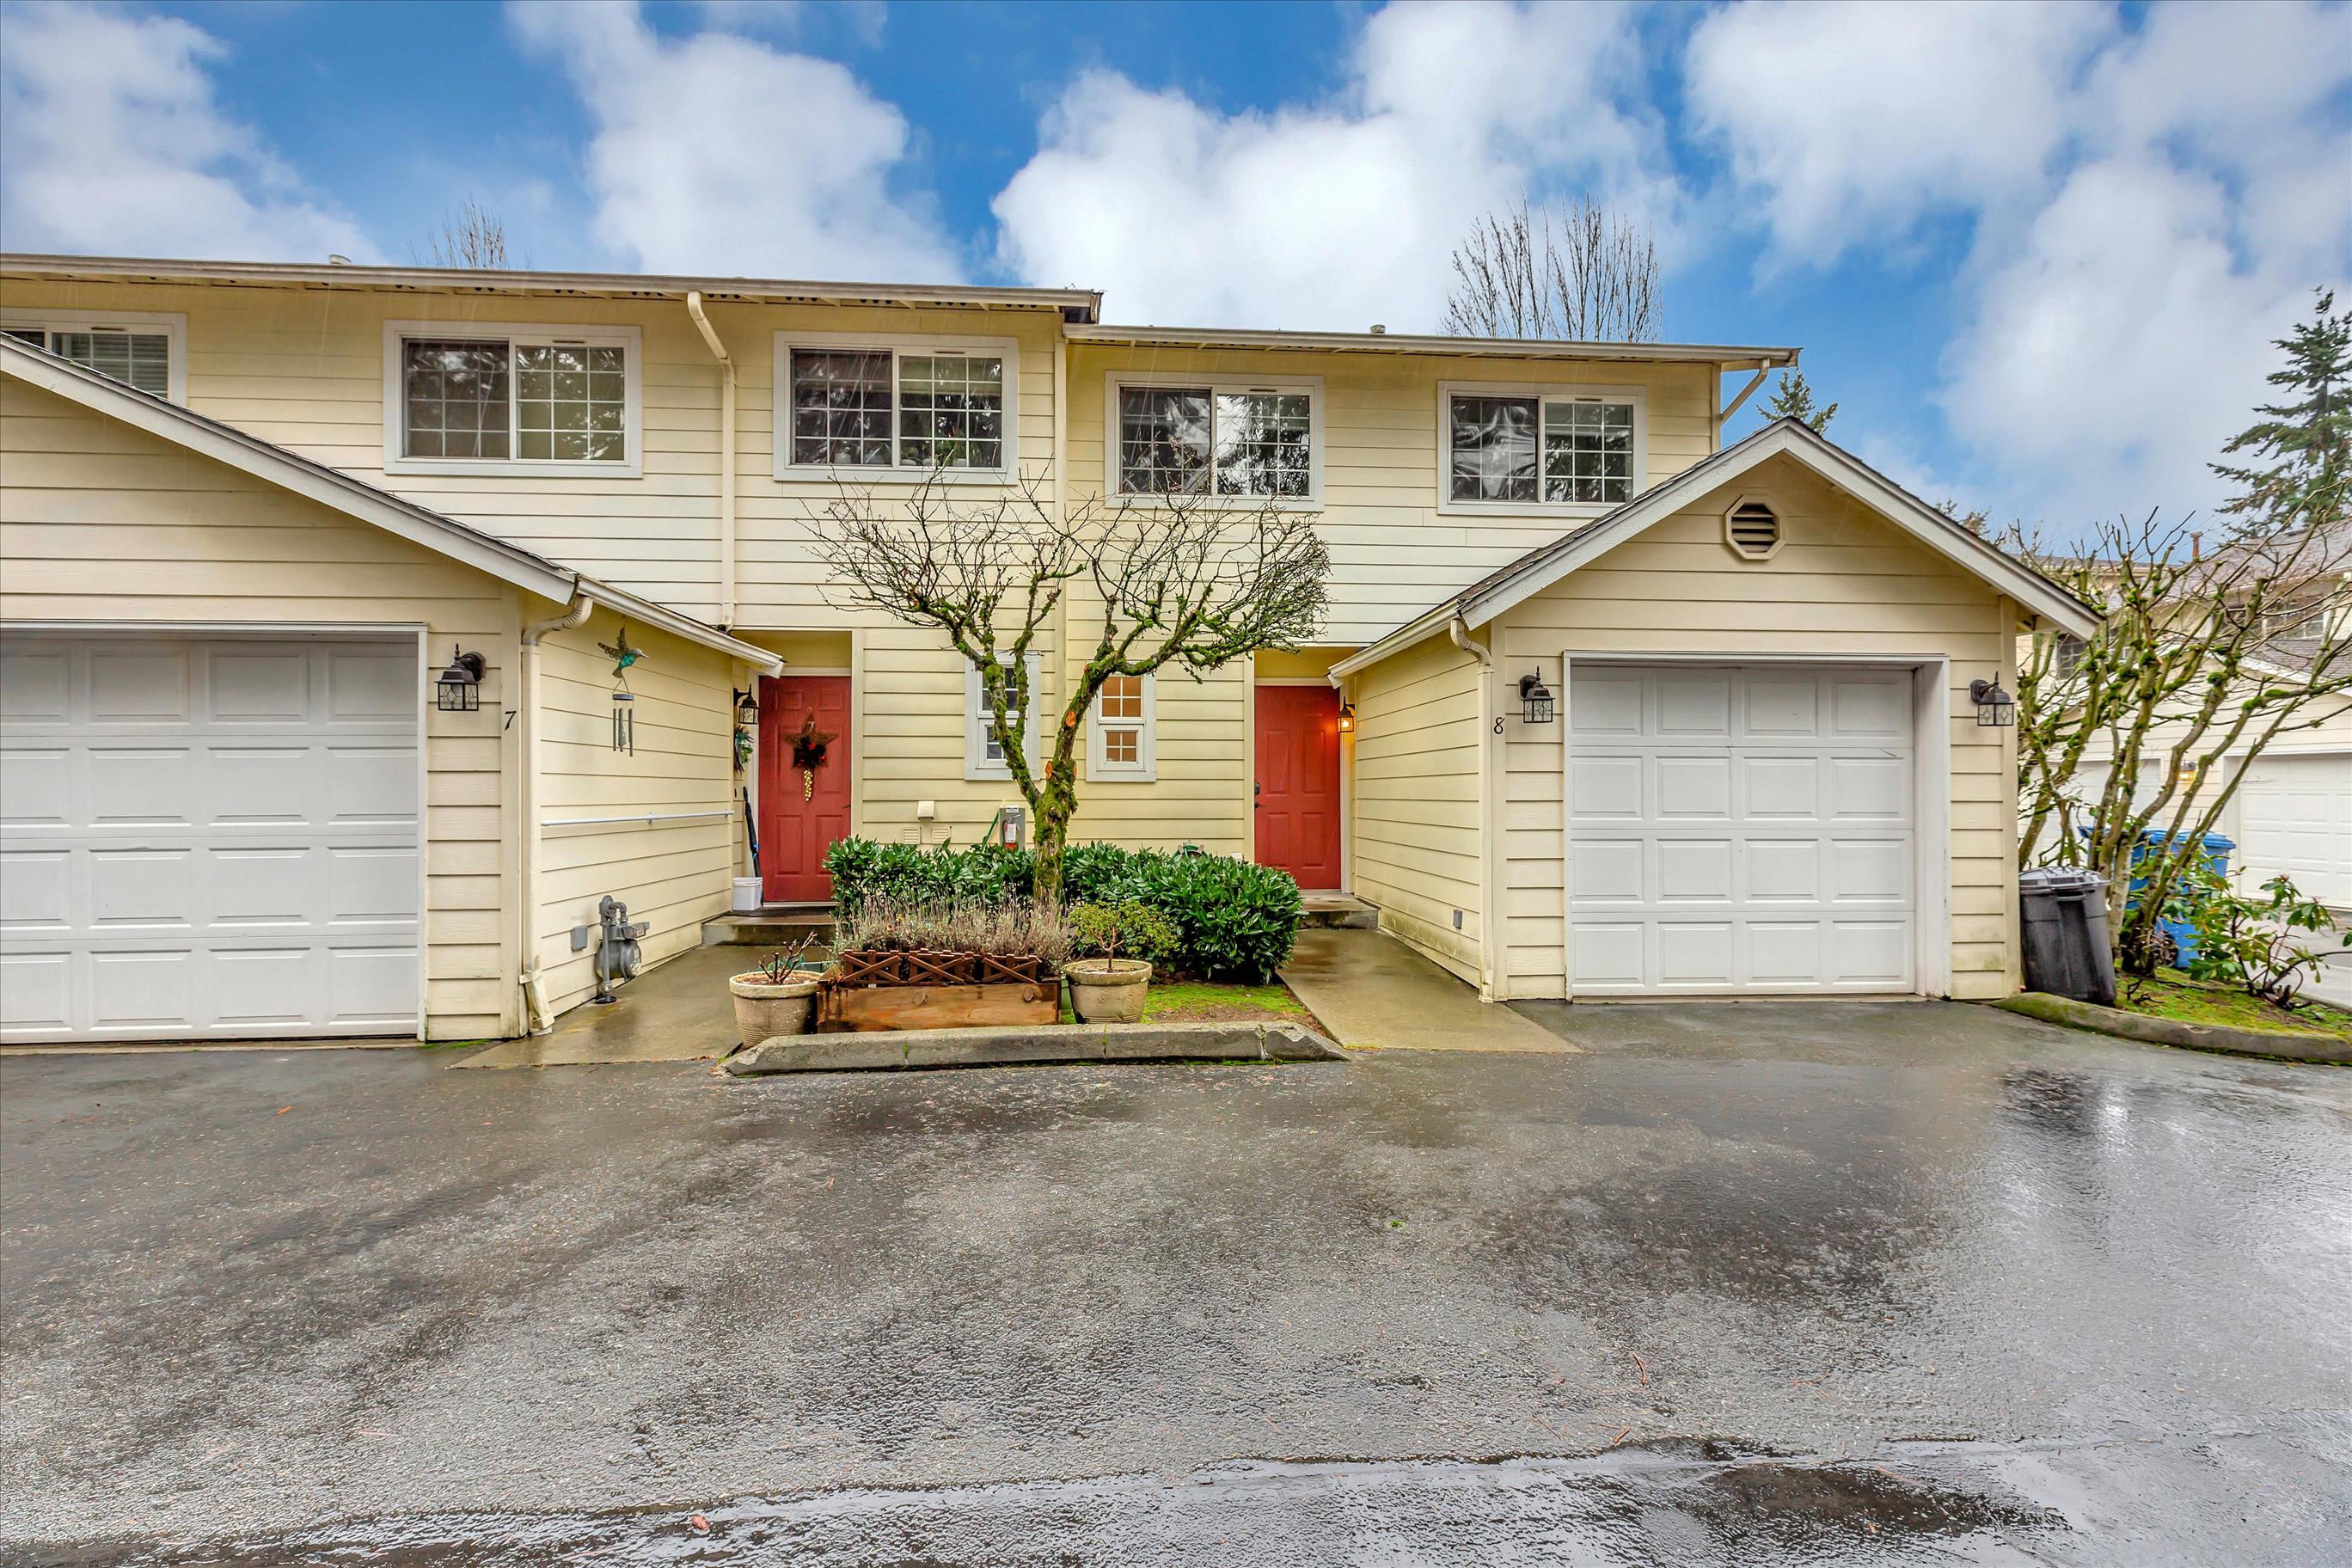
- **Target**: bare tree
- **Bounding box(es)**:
[421,197,509,269]
[2012,292,2351,969]
[812,471,1331,903]
[1442,195,1658,342]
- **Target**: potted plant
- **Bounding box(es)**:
[729,936,823,1045]
[1064,900,1177,1025]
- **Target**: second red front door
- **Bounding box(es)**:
[1254,683,1343,891]
[759,674,851,903]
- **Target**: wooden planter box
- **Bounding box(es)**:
[818,980,1058,1032]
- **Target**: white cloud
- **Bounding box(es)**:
[1683,1,2112,264]
[0,2,368,260]
[1684,0,2352,520]
[510,0,957,280]
[991,0,1677,329]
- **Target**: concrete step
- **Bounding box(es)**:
[1301,894,1378,929]
[702,906,836,946]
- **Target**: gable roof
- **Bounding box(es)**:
[1331,418,2102,677]
[0,337,781,673]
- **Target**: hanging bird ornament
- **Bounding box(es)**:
[599,624,646,753]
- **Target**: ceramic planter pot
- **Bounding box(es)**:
[1064,959,1152,1025]
[729,972,820,1045]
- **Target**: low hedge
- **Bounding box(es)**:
[822,837,1302,983]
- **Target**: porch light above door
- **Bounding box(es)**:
[1516,670,1556,725]
[435,646,486,712]
[1969,678,2016,727]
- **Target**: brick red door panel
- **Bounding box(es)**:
[759,675,851,903]
[1254,684,1342,891]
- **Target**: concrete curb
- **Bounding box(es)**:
[1992,993,2351,1063]
[722,1020,1351,1075]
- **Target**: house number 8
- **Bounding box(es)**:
[1492,718,1505,734]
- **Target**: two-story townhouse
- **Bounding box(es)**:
[0,254,2098,1045]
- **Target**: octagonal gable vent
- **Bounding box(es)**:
[1725,499,1782,560]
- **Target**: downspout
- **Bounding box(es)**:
[1449,615,1501,1000]
[518,583,593,1033]
[686,291,738,629]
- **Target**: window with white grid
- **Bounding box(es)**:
[3,316,182,400]
[966,652,1044,781]
[1115,378,1319,500]
[781,340,1014,475]
[1087,672,1155,779]
[387,322,638,473]
[1442,383,1644,513]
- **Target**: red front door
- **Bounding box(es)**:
[1254,684,1343,891]
[759,674,851,903]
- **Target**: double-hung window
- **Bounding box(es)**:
[1087,672,1156,781]
[965,652,1044,781]
[3,312,184,401]
[1440,384,1643,513]
[384,322,640,476]
[777,336,1017,479]
[1113,377,1320,500]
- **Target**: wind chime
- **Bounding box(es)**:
[791,712,834,801]
[598,623,645,756]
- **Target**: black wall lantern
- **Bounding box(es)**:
[1517,670,1556,725]
[435,646,486,712]
[733,687,761,727]
[1336,701,1355,733]
[1969,677,2016,727]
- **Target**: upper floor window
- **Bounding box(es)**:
[2,312,185,401]
[777,335,1017,479]
[1440,383,1644,513]
[383,322,640,477]
[1112,377,1320,500]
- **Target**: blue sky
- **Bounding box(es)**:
[3,0,2348,532]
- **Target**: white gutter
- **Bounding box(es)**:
[1068,323,1800,368]
[1448,615,1501,1001]
[516,586,594,1034]
[685,291,738,629]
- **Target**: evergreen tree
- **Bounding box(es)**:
[2213,289,2350,536]
[1762,370,1836,432]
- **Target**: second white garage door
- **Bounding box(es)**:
[2234,751,2351,910]
[0,633,423,1043]
[1568,664,1917,995]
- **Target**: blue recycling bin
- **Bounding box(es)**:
[2122,830,2233,965]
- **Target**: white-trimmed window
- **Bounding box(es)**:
[1086,672,1156,781]
[776,334,1019,480]
[1111,375,1321,501]
[383,321,642,477]
[1439,383,1644,514]
[2,311,186,401]
[965,652,1044,781]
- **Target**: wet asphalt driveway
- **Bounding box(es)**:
[3,1001,2348,1565]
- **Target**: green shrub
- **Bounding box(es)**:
[818,837,1302,981]
[1069,899,1179,965]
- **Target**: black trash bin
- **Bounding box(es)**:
[2018,867,2118,1007]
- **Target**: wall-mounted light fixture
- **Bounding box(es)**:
[1516,670,1556,725]
[435,646,486,712]
[1336,701,1355,733]
[732,687,761,726]
[1969,677,2016,727]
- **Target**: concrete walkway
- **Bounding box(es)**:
[1279,925,1575,1052]
[455,946,744,1069]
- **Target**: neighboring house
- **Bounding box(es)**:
[0,254,2096,1044]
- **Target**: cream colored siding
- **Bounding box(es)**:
[0,279,1063,632]
[1483,455,2015,1000]
[1066,346,1716,646]
[856,624,1055,848]
[0,377,519,1038]
[1070,663,1250,854]
[1349,634,1485,983]
[532,614,737,1015]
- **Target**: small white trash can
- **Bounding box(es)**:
[731,876,763,914]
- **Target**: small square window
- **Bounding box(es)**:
[1088,673,1154,779]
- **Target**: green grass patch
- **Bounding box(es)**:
[2118,974,2352,1038]
[1142,982,1310,1022]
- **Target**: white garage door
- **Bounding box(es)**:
[0,634,422,1043]
[2236,752,2352,910]
[1568,664,1917,995]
